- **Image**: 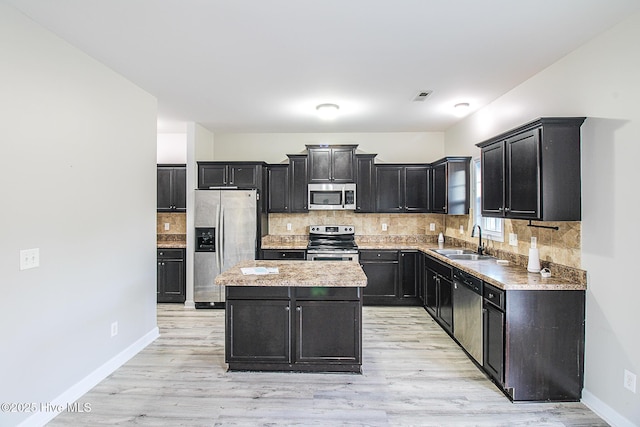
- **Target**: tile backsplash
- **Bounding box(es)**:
[157,212,186,243]
[269,211,582,270]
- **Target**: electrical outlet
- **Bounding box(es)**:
[624,369,637,393]
[509,233,518,246]
[164,222,170,231]
[19,248,40,270]
[111,322,118,337]
[459,225,464,234]
[286,223,292,231]
[382,223,388,231]
[429,223,436,231]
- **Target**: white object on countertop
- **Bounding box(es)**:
[540,268,551,278]
[496,259,509,265]
[527,247,541,272]
[438,232,444,249]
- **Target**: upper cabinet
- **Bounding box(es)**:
[431,157,471,215]
[307,145,356,183]
[197,162,265,190]
[266,155,309,213]
[355,154,376,213]
[157,164,186,212]
[477,117,585,221]
[375,164,430,213]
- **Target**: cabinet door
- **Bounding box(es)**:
[375,166,403,213]
[431,162,447,214]
[267,165,289,212]
[229,164,260,188]
[400,251,420,298]
[157,167,173,210]
[331,147,355,182]
[355,155,375,213]
[360,260,398,299]
[198,164,227,188]
[295,301,361,364]
[288,155,308,212]
[424,268,438,315]
[506,130,539,218]
[404,166,430,212]
[483,302,505,384]
[438,277,454,334]
[160,259,185,301]
[308,148,332,183]
[172,167,187,211]
[481,142,505,217]
[226,299,291,363]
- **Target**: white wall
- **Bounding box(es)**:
[157,133,187,164]
[445,13,640,426]
[0,5,158,426]
[212,132,444,163]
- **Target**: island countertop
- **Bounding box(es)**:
[215,260,368,288]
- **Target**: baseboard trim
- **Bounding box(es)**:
[582,389,638,427]
[19,327,160,427]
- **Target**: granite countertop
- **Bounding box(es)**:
[261,236,585,291]
[157,241,187,249]
[215,260,367,288]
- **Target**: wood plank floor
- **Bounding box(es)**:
[49,305,607,426]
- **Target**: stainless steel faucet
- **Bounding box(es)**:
[471,224,484,255]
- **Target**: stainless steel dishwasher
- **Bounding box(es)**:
[453,268,483,365]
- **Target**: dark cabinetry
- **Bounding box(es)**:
[198,162,264,189]
[431,157,471,215]
[482,285,585,402]
[375,165,430,213]
[225,286,362,372]
[355,154,376,213]
[307,145,356,183]
[157,164,186,212]
[477,117,585,221]
[261,249,306,260]
[359,250,422,305]
[424,255,453,334]
[266,155,308,213]
[157,248,185,302]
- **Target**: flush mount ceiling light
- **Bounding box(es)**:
[316,103,340,120]
[453,102,470,116]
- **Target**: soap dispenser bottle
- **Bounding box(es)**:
[438,232,444,249]
[527,237,541,272]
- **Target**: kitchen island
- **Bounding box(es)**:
[215,260,367,373]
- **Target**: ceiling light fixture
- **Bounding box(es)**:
[316,103,340,120]
[453,102,470,116]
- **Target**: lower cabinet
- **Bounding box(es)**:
[360,250,423,306]
[157,248,186,303]
[486,287,585,402]
[225,286,362,373]
[424,255,453,334]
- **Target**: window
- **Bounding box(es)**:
[474,158,503,242]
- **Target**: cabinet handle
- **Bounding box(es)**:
[284,306,290,311]
[296,307,301,312]
[488,293,495,298]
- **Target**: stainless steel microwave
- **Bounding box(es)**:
[308,183,356,210]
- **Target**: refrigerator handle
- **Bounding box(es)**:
[215,204,222,271]
[220,205,225,269]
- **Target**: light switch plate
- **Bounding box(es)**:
[20,248,40,270]
[429,223,436,231]
[509,233,518,246]
[164,222,170,231]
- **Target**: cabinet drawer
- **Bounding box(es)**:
[295,287,361,301]
[425,255,452,278]
[359,250,398,262]
[226,286,290,299]
[157,248,184,259]
[262,250,306,260]
[483,283,505,310]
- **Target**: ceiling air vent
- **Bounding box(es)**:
[413,90,433,102]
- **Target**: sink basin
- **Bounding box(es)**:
[445,253,494,261]
[432,249,478,255]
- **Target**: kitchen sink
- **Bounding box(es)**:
[432,249,494,261]
[445,253,494,261]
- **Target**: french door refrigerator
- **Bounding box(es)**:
[194,189,259,308]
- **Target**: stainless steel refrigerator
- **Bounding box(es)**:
[194,189,260,308]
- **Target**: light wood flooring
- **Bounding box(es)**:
[49,305,607,426]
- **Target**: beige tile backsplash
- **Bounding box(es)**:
[270,211,582,270]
